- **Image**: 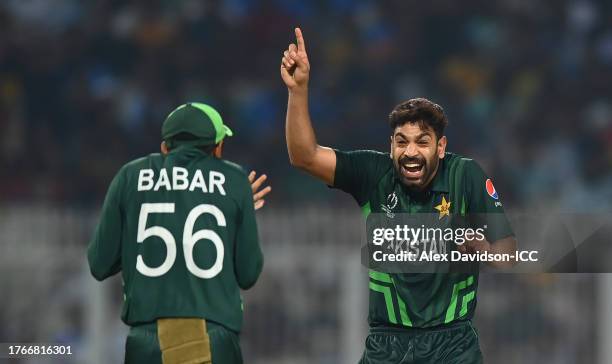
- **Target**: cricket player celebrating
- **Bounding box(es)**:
[88,103,270,364]
[281,28,517,363]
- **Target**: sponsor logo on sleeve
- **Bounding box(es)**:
[485,179,498,200]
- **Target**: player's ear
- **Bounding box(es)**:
[161,141,169,155]
[437,135,447,158]
[389,135,393,159]
[213,140,224,158]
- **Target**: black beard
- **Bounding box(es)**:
[395,155,436,191]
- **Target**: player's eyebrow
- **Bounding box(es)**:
[393,132,408,140]
[394,132,432,140]
[415,132,432,140]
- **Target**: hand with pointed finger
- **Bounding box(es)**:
[248,171,272,210]
[280,27,310,92]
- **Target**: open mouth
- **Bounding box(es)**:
[400,161,425,179]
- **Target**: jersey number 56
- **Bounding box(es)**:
[136,203,225,279]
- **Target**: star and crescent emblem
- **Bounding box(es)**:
[434,196,451,219]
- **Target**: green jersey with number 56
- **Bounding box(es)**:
[87,145,263,333]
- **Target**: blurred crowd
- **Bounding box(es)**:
[0,0,610,207]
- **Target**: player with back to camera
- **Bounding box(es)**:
[87,102,270,364]
[280,28,517,363]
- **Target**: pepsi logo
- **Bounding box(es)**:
[486,179,498,200]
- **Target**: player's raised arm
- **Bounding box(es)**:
[281,27,336,185]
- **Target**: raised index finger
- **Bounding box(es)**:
[295,27,307,53]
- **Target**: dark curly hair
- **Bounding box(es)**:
[388,98,448,139]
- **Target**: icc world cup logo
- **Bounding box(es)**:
[382,192,398,218]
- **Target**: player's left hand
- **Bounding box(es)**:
[249,171,271,210]
[457,238,491,254]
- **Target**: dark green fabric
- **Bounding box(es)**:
[333,150,513,328]
[125,321,242,364]
[359,321,483,364]
[87,146,263,333]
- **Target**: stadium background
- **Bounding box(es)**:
[0,0,611,363]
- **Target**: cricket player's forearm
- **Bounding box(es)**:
[486,236,518,269]
[236,249,263,290]
[286,88,318,167]
[87,237,121,280]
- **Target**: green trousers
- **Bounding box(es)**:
[359,320,483,364]
[124,320,242,364]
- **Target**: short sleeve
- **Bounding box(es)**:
[333,150,392,206]
[464,160,514,242]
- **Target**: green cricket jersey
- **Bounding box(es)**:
[87,145,263,333]
[333,150,513,328]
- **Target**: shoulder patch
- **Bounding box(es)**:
[485,178,498,200]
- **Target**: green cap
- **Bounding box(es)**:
[162,102,233,146]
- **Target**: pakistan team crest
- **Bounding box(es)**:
[434,196,451,219]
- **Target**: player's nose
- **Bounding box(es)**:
[402,143,419,157]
